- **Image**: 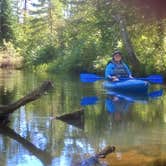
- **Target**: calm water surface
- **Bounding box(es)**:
[0,69,166,166]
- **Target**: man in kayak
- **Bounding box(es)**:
[105,51,133,81]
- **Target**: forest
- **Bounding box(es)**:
[0,0,166,76]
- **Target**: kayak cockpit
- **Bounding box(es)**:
[103,79,149,94]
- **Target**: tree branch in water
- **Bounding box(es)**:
[0,80,53,116]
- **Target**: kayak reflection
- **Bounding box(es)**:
[105,95,132,115]
[80,89,163,112]
[80,96,99,106]
[105,89,163,117]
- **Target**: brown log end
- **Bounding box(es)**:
[96,145,116,158]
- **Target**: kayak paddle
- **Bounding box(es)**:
[80,73,104,83]
[80,73,163,84]
[136,75,163,84]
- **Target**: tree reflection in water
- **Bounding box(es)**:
[0,124,52,166]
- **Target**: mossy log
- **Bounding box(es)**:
[0,80,53,120]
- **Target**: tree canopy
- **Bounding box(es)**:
[0,0,166,75]
[0,0,14,43]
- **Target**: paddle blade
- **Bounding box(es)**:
[80,96,99,106]
[80,73,104,83]
[146,75,163,84]
[148,89,163,98]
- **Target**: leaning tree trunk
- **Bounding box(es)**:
[113,14,141,74]
[0,80,53,119]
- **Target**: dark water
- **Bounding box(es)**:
[0,69,166,166]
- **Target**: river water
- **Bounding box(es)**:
[0,69,166,166]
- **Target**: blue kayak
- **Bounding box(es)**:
[103,79,149,93]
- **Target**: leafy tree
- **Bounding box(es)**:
[15,0,64,66]
[1,0,166,75]
[0,0,14,44]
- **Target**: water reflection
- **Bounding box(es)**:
[0,69,165,166]
[105,95,130,113]
[0,86,16,105]
[81,89,163,114]
[105,89,163,113]
[0,124,52,165]
[104,89,163,123]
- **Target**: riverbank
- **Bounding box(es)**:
[101,144,166,166]
[0,52,23,69]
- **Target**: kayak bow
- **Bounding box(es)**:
[103,79,149,93]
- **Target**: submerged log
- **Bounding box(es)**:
[55,109,84,129]
[0,80,53,118]
[78,146,116,166]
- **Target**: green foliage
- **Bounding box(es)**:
[1,0,166,75]
[47,41,99,73]
[32,45,59,65]
[3,40,20,57]
[0,0,15,44]
[130,21,166,74]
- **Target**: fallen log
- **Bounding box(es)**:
[55,108,84,129]
[0,80,53,119]
[77,145,116,166]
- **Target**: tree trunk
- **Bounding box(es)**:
[0,80,53,117]
[113,14,141,73]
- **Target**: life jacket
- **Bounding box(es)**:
[111,61,129,78]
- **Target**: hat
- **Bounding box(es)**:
[112,51,122,57]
